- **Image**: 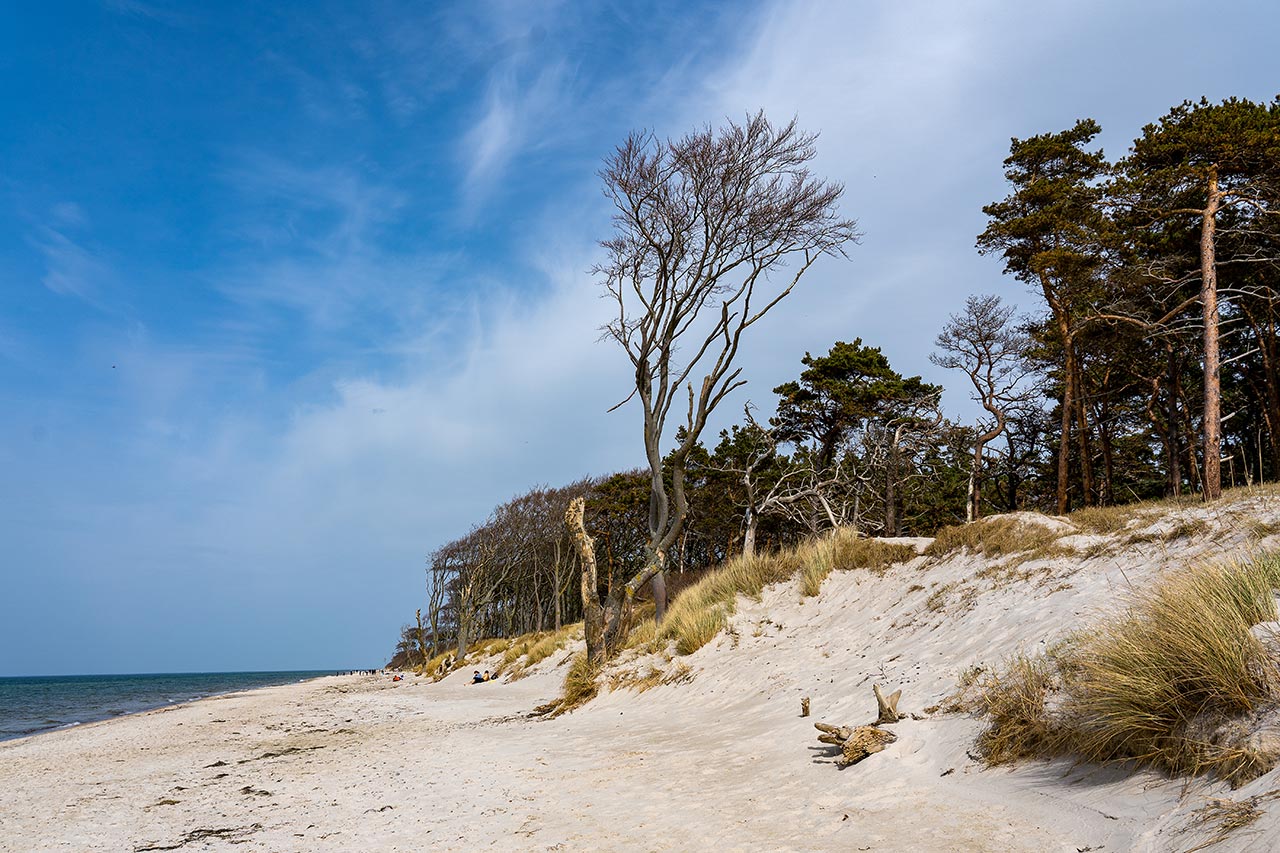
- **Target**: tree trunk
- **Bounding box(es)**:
[414,609,428,673]
[1072,357,1095,506]
[566,498,605,664]
[1201,167,1223,501]
[966,457,979,523]
[1057,333,1075,513]
[742,505,758,558]
[552,540,563,632]
[1044,279,1074,515]
[456,607,470,662]
[651,570,667,625]
[885,427,901,536]
[1166,344,1182,496]
[1004,430,1019,510]
[1098,395,1114,505]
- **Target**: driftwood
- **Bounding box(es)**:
[813,684,904,766]
[874,683,903,724]
[815,722,898,766]
[801,697,810,717]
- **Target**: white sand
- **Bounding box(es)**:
[6,491,1280,852]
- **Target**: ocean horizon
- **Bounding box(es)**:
[0,670,340,742]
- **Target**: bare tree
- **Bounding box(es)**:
[581,112,858,659]
[932,295,1036,522]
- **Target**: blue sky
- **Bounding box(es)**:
[2,0,1277,675]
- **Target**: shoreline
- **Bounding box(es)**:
[0,639,1179,853]
[0,671,341,745]
[0,666,564,852]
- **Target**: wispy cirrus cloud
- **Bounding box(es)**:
[459,60,572,215]
[28,225,110,305]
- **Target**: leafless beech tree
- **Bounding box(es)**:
[932,294,1037,522]
[701,407,834,555]
[579,112,859,659]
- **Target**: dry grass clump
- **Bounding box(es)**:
[970,555,1280,784]
[799,545,835,598]
[1166,518,1212,540]
[1248,519,1280,539]
[924,515,1065,559]
[830,534,919,575]
[645,528,918,656]
[422,650,454,678]
[553,652,601,714]
[607,660,694,693]
[1183,789,1280,852]
[972,655,1061,764]
[499,623,582,678]
[625,617,658,649]
[1069,505,1138,535]
[471,637,511,657]
[650,547,798,656]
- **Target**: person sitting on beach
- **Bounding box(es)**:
[472,671,484,684]
[482,670,491,682]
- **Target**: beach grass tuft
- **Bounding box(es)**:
[634,528,917,657]
[925,515,1065,559]
[553,652,601,714]
[970,554,1280,784]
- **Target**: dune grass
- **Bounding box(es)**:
[550,530,919,709]
[970,554,1280,784]
[642,529,917,657]
[551,652,601,715]
[497,623,582,678]
[924,515,1067,560]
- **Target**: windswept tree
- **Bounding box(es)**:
[978,119,1112,513]
[932,294,1036,522]
[571,112,859,662]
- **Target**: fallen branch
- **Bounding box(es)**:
[813,684,904,766]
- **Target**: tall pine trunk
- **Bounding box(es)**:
[1200,167,1223,500]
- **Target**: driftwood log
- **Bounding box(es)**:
[814,684,904,766]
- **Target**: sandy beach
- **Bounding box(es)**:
[0,664,1133,853]
[7,498,1280,852]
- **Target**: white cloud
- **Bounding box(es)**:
[459,60,571,214]
[28,226,109,304]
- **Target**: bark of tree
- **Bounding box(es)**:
[1046,281,1075,514]
[742,503,758,558]
[566,498,606,664]
[1167,345,1183,495]
[1072,357,1096,506]
[1201,167,1224,500]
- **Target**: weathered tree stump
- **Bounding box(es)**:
[874,683,903,724]
[813,684,904,766]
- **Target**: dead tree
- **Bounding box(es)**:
[932,295,1036,522]
[591,111,859,657]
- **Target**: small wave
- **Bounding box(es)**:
[57,721,81,729]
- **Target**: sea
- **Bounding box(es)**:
[0,671,335,742]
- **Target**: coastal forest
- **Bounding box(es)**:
[393,96,1280,667]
